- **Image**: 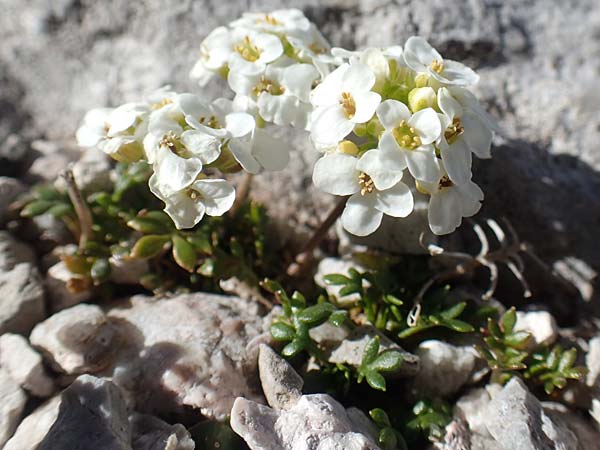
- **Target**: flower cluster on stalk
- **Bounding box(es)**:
[77,9,496,237]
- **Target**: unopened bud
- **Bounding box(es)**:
[408,87,437,112]
[337,140,359,156]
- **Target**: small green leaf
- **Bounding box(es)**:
[282,338,304,357]
[501,307,517,333]
[379,428,397,450]
[365,371,386,391]
[297,303,335,325]
[362,336,380,366]
[323,274,352,285]
[46,203,72,218]
[291,291,307,308]
[172,235,197,272]
[369,408,391,427]
[370,350,403,372]
[131,235,170,258]
[440,301,466,319]
[21,200,54,217]
[328,310,348,327]
[197,259,214,277]
[127,217,171,234]
[270,322,295,341]
[90,258,111,283]
[443,318,475,333]
[338,284,361,297]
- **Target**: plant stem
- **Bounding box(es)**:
[230,172,254,216]
[287,196,347,277]
[61,170,93,251]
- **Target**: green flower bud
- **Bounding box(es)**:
[408,87,437,112]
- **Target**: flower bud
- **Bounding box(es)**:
[337,140,359,156]
[408,87,437,112]
[414,73,430,88]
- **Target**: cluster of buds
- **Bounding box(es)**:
[77,9,497,237]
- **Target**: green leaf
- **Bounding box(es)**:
[338,284,361,297]
[21,200,54,217]
[187,235,212,254]
[328,310,348,327]
[290,291,307,308]
[127,216,171,234]
[131,235,170,258]
[501,307,517,333]
[369,408,391,427]
[282,338,304,357]
[46,203,72,218]
[197,259,214,277]
[172,235,197,272]
[443,318,475,333]
[379,428,397,450]
[297,303,335,325]
[270,322,295,341]
[440,301,466,319]
[370,350,403,372]
[365,371,386,391]
[323,274,352,285]
[362,336,380,366]
[90,258,111,283]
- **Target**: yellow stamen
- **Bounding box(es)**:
[160,131,185,156]
[251,76,285,97]
[234,36,261,62]
[430,59,444,74]
[187,189,202,200]
[198,115,222,129]
[438,175,454,190]
[444,117,465,144]
[392,119,422,150]
[340,92,356,119]
[262,14,280,26]
[358,172,375,196]
[151,98,173,110]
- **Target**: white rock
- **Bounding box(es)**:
[30,303,117,374]
[231,394,380,450]
[455,388,493,437]
[314,257,366,306]
[0,263,46,335]
[104,293,267,420]
[586,336,600,390]
[56,150,112,193]
[543,402,600,450]
[109,254,149,285]
[0,369,27,447]
[0,333,55,397]
[130,413,195,450]
[45,261,92,312]
[0,231,36,271]
[0,177,26,224]
[514,310,558,348]
[4,396,61,450]
[258,344,303,410]
[413,340,479,397]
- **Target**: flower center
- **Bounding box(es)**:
[160,131,186,157]
[261,14,280,26]
[309,42,326,55]
[235,36,262,62]
[444,117,464,144]
[186,188,203,200]
[429,60,444,74]
[198,115,222,129]
[340,92,356,119]
[358,172,375,195]
[392,120,422,150]
[252,76,285,97]
[438,175,454,190]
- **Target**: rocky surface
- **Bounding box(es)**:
[514,310,559,348]
[0,231,36,271]
[4,396,62,450]
[0,369,27,448]
[258,344,303,410]
[130,413,195,450]
[45,261,93,312]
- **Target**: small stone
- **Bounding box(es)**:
[130,413,194,450]
[0,178,26,224]
[543,402,600,450]
[514,311,558,348]
[0,231,36,272]
[45,261,92,312]
[0,333,55,397]
[0,369,27,447]
[258,344,303,410]
[36,375,131,450]
[30,303,117,374]
[4,396,61,450]
[586,336,600,390]
[413,340,479,397]
[0,263,46,335]
[231,394,380,450]
[109,254,149,285]
[455,388,493,436]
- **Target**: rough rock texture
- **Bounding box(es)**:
[45,261,92,312]
[0,178,26,224]
[514,310,559,348]
[258,344,303,410]
[4,396,62,450]
[30,303,117,374]
[231,395,380,450]
[0,369,27,447]
[586,335,600,391]
[0,263,46,335]
[314,257,367,305]
[0,333,55,397]
[412,340,479,397]
[36,375,131,450]
[130,413,195,450]
[0,231,36,272]
[105,293,266,420]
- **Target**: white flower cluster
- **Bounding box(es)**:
[311,37,497,236]
[77,9,496,237]
[77,88,289,229]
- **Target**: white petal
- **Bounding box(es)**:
[437,87,463,120]
[310,105,354,146]
[176,93,211,119]
[283,64,319,102]
[180,130,221,164]
[252,129,289,171]
[193,179,236,216]
[441,139,472,186]
[461,112,493,159]
[378,131,402,154]
[404,36,441,71]
[409,108,442,144]
[374,182,414,217]
[229,53,265,76]
[225,112,256,138]
[310,64,349,107]
[351,91,381,124]
[154,151,203,193]
[312,153,359,196]
[108,109,137,135]
[149,174,205,229]
[457,180,484,217]
[376,100,411,130]
[428,190,462,235]
[228,70,260,97]
[258,94,305,128]
[228,139,261,174]
[356,149,405,190]
[341,63,376,93]
[431,59,479,86]
[404,145,441,183]
[254,32,284,64]
[341,194,383,236]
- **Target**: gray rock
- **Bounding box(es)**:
[30,303,117,374]
[514,311,558,348]
[104,293,266,420]
[0,231,36,272]
[0,333,55,397]
[543,402,600,450]
[231,394,380,450]
[454,387,494,437]
[0,263,45,335]
[0,178,26,224]
[586,335,600,390]
[314,257,367,306]
[0,369,27,447]
[310,323,420,377]
[130,413,194,450]
[45,261,92,312]
[109,254,149,285]
[258,344,303,410]
[413,340,479,397]
[4,396,62,450]
[54,149,113,193]
[483,377,578,450]
[37,375,131,450]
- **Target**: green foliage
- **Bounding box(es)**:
[525,345,587,395]
[397,301,474,338]
[405,399,452,442]
[369,408,408,450]
[357,336,404,391]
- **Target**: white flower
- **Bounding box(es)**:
[312,152,414,236]
[76,108,113,148]
[436,87,494,185]
[229,9,311,36]
[228,60,319,129]
[403,37,479,86]
[417,170,484,235]
[310,63,381,146]
[228,28,284,75]
[149,175,235,229]
[376,99,442,183]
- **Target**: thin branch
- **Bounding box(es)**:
[230,172,254,216]
[61,170,93,250]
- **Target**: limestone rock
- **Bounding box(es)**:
[586,335,600,390]
[130,413,194,450]
[36,375,131,450]
[231,394,380,450]
[0,369,27,447]
[109,254,149,285]
[314,257,366,306]
[0,178,26,224]
[45,261,92,312]
[0,263,45,335]
[30,303,117,374]
[514,311,558,348]
[0,333,55,397]
[4,396,61,450]
[258,344,303,410]
[543,402,600,450]
[0,231,36,272]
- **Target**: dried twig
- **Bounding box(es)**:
[230,172,254,216]
[60,169,93,250]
